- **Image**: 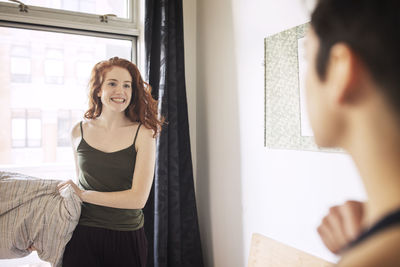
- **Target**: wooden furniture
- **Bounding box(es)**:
[248,233,334,267]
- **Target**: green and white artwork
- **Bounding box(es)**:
[264,22,342,153]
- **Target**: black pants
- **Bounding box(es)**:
[62,225,147,267]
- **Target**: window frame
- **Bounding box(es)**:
[0,20,138,65]
[0,0,139,36]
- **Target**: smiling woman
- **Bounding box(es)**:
[56,57,164,267]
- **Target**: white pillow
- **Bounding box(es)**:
[0,171,82,267]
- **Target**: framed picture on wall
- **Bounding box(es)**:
[264,23,341,153]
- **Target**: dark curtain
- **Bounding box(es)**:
[143,1,204,267]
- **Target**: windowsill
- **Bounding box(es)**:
[0,162,75,180]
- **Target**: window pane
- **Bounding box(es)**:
[27,118,41,139]
[11,57,31,74]
[0,0,130,19]
[11,118,26,147]
[44,49,64,84]
[0,26,133,167]
[57,110,71,147]
[45,60,64,84]
[45,60,64,76]
[10,46,32,83]
[11,46,31,57]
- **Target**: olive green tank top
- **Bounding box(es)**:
[77,121,144,231]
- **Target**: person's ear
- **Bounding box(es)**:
[326,43,361,106]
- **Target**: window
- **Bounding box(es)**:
[75,50,94,84]
[57,109,83,147]
[1,26,133,166]
[0,1,138,265]
[60,0,128,18]
[11,109,42,148]
[106,43,131,60]
[44,48,64,84]
[62,0,96,15]
[10,45,31,83]
[57,110,71,147]
[11,115,26,148]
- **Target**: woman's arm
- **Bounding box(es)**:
[58,126,156,210]
[71,122,81,182]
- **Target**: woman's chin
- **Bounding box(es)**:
[103,105,129,114]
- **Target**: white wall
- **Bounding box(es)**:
[196,1,245,266]
[194,0,367,267]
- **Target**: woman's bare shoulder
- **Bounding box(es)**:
[71,120,94,139]
[139,125,155,138]
[134,125,155,150]
[71,122,81,139]
[339,227,400,267]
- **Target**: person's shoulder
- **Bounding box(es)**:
[138,124,155,139]
[339,226,400,267]
[71,120,92,139]
[71,121,81,139]
[135,124,156,150]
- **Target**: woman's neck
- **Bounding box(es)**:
[344,106,400,227]
[96,110,131,129]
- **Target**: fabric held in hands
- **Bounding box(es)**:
[0,171,82,267]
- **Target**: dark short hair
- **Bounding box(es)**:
[311,0,400,112]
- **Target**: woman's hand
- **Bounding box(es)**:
[317,200,365,254]
[57,180,84,200]
[27,245,36,252]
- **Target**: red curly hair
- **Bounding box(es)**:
[84,57,164,136]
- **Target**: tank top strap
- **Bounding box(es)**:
[346,207,400,251]
[79,121,83,139]
[133,123,142,147]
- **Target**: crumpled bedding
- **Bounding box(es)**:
[0,171,82,267]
